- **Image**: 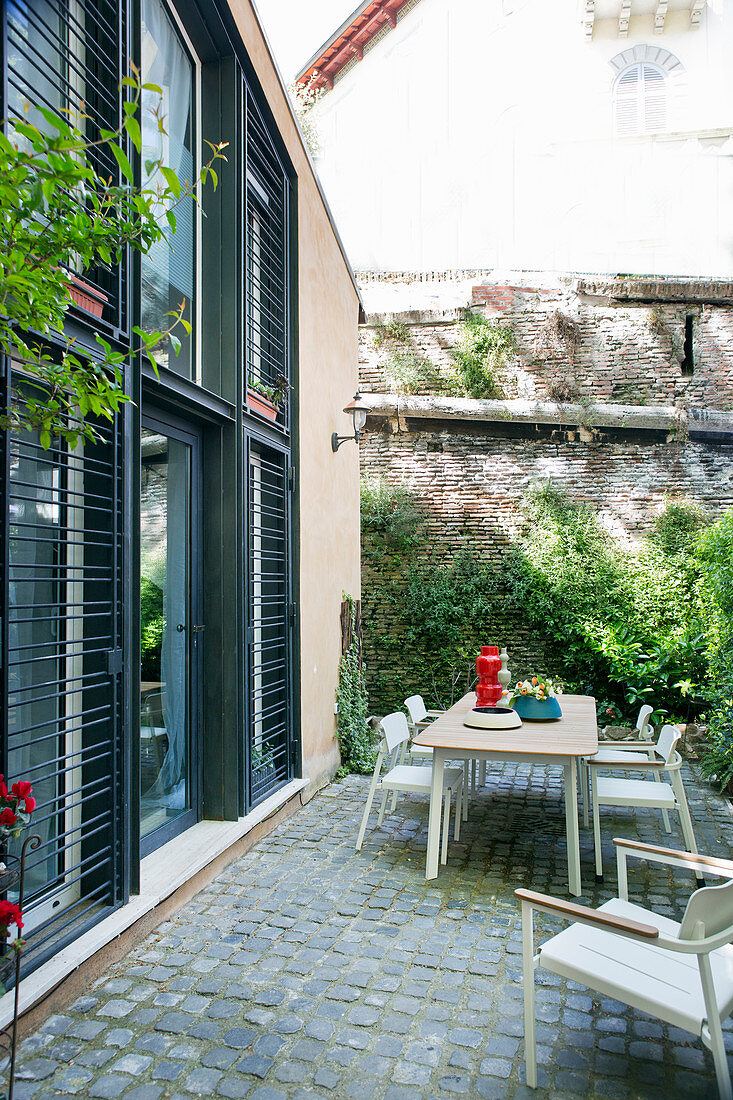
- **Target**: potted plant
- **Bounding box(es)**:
[510,676,563,720]
[246,374,289,421]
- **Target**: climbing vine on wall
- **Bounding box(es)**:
[449,310,515,399]
[336,595,374,776]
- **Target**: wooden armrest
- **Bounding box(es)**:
[588,757,664,769]
[515,888,659,939]
[425,709,444,717]
[614,838,733,877]
[596,739,652,748]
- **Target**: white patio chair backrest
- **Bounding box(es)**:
[654,723,681,766]
[380,711,411,754]
[636,704,654,740]
[404,695,428,726]
[679,878,733,942]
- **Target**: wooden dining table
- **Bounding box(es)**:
[412,692,598,895]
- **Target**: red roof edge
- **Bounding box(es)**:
[296,0,415,91]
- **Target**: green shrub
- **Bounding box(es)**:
[385,347,444,395]
[695,509,733,788]
[360,477,426,553]
[140,576,164,680]
[362,484,717,725]
[336,595,374,776]
[503,485,707,722]
[449,311,515,399]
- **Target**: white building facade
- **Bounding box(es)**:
[303,0,733,277]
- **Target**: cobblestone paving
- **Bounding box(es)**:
[13,761,733,1099]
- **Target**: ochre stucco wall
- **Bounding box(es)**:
[226,0,362,789]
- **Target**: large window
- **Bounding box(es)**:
[141,0,197,379]
[614,62,667,137]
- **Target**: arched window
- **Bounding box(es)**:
[614,61,667,136]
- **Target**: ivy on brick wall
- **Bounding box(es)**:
[336,595,374,777]
[449,311,516,399]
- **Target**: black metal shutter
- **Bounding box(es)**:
[245,88,290,428]
[246,442,293,807]
[4,374,124,974]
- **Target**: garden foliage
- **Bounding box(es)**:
[361,478,733,783]
[336,595,374,776]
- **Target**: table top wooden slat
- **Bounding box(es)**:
[412,692,598,757]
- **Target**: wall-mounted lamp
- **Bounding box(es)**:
[331,391,371,452]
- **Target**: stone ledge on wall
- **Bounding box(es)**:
[577,277,733,304]
[365,392,733,437]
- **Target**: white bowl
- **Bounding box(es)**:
[463,706,522,730]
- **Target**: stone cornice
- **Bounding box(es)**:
[364,393,733,435]
[577,278,733,304]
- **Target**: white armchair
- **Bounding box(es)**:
[588,723,699,881]
[581,704,655,828]
[355,711,463,864]
[517,839,733,1098]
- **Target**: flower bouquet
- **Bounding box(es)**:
[511,676,563,720]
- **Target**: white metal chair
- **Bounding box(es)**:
[588,723,699,881]
[403,695,470,822]
[581,704,656,828]
[355,711,463,864]
[517,839,733,1098]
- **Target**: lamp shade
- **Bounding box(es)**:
[343,392,371,432]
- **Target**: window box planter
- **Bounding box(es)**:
[246,386,279,422]
[67,274,108,319]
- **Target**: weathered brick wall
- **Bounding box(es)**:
[359,278,733,409]
[357,273,733,716]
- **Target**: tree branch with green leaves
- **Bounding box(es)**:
[0,63,227,449]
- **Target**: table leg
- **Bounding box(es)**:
[564,758,581,896]
[426,748,445,880]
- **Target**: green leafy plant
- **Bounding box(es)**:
[360,476,426,553]
[336,595,374,776]
[0,65,227,448]
[247,374,290,408]
[361,482,721,726]
[372,319,410,349]
[449,311,514,399]
[140,576,164,681]
[695,508,733,788]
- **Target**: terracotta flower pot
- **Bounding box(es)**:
[246,387,278,422]
[67,274,108,319]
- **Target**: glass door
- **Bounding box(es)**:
[140,413,201,854]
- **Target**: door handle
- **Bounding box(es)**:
[176,623,185,632]
[192,624,205,633]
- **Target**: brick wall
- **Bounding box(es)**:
[359,277,733,409]
[357,273,733,715]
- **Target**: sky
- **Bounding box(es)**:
[254,0,359,81]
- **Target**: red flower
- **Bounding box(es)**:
[0,901,23,932]
[11,782,32,800]
[0,776,7,799]
[0,809,17,828]
[23,797,36,814]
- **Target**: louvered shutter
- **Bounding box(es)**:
[615,63,667,137]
